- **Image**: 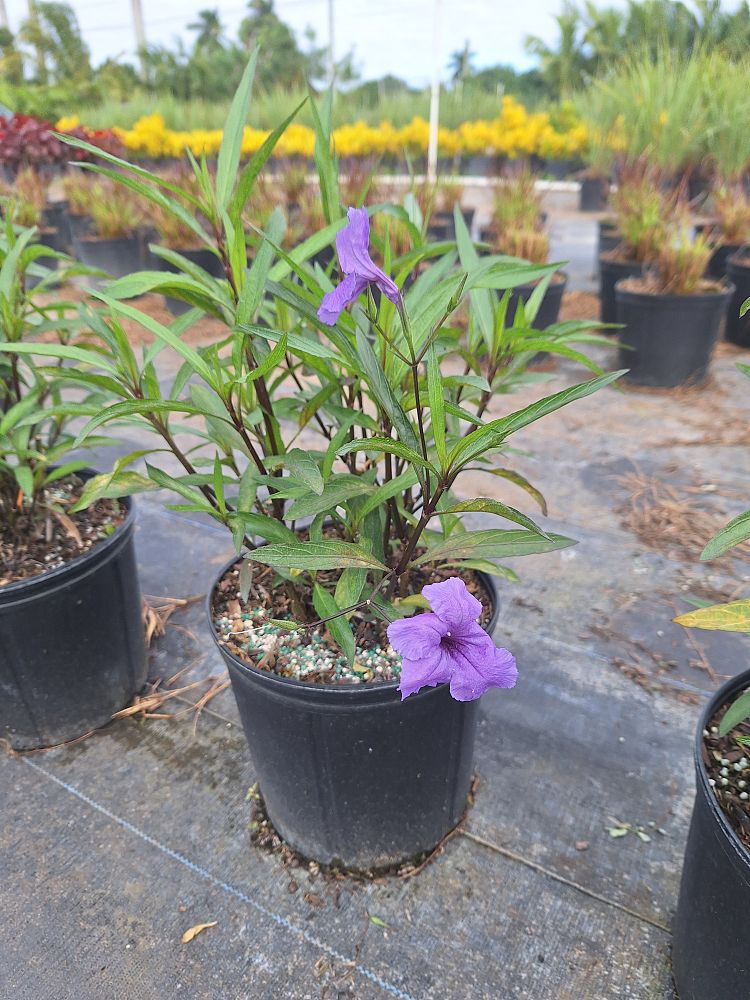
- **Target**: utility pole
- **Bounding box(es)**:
[131,0,147,74]
[328,0,335,88]
[26,0,46,83]
[0,0,9,30]
[427,0,443,183]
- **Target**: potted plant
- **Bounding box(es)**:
[702,184,750,280]
[62,171,94,240]
[0,223,147,750]
[672,359,750,997]
[73,178,145,279]
[57,61,623,869]
[599,171,671,324]
[725,249,750,346]
[614,220,732,388]
[485,171,566,331]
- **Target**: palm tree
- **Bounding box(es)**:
[526,2,589,95]
[188,9,224,52]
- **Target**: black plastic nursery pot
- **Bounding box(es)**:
[672,670,750,1000]
[209,561,500,870]
[725,252,750,347]
[615,280,732,388]
[0,487,146,750]
[579,175,609,212]
[159,247,225,315]
[706,242,743,281]
[74,234,142,280]
[597,220,620,270]
[599,253,643,324]
[508,271,568,331]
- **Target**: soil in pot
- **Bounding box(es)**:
[725,251,750,347]
[0,473,146,750]
[0,476,125,585]
[158,246,225,316]
[673,673,750,1000]
[210,558,499,869]
[615,275,732,388]
[73,233,142,280]
[599,249,644,324]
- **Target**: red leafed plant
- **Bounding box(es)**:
[0,114,123,169]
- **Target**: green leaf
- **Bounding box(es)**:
[438,498,549,536]
[285,448,324,496]
[337,436,437,473]
[701,510,750,561]
[450,370,625,468]
[230,98,306,217]
[308,87,341,225]
[356,469,419,522]
[245,540,387,571]
[334,567,368,609]
[239,332,287,384]
[286,477,374,520]
[69,470,157,512]
[230,512,297,545]
[0,340,118,375]
[91,292,216,386]
[440,558,520,582]
[413,529,577,565]
[355,326,421,455]
[426,343,446,468]
[216,50,258,209]
[73,399,210,447]
[720,690,750,736]
[674,600,750,633]
[313,583,356,664]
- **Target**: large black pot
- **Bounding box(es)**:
[73,234,142,280]
[599,254,643,324]
[673,670,750,1000]
[158,246,224,316]
[615,280,732,388]
[508,271,568,331]
[210,562,499,869]
[726,252,750,347]
[427,208,475,241]
[579,176,609,212]
[0,485,146,750]
[41,201,71,251]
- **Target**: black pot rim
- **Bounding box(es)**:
[694,669,750,873]
[0,469,134,602]
[614,279,734,305]
[207,554,501,701]
[727,251,750,271]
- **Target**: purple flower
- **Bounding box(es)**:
[317,207,401,325]
[387,577,517,702]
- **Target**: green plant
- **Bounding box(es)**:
[0,219,104,538]
[88,180,145,239]
[710,183,750,245]
[491,169,543,234]
[62,170,93,215]
[675,356,750,732]
[8,56,623,667]
[608,170,672,263]
[495,229,550,265]
[655,224,713,295]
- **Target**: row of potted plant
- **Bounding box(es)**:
[54,96,588,163]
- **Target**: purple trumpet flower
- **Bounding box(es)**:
[387,577,518,702]
[317,207,401,325]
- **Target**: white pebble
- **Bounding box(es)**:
[721,758,730,766]
[720,767,729,777]
[709,778,716,787]
[740,780,747,790]
[721,777,730,786]
[711,727,719,734]
[741,792,749,801]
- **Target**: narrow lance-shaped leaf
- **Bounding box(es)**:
[245,540,387,571]
[313,584,356,665]
[674,600,750,633]
[215,50,258,209]
[701,510,750,561]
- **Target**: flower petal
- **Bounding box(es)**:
[422,576,482,630]
[387,612,447,660]
[444,624,518,702]
[398,646,453,700]
[317,272,369,325]
[335,207,370,274]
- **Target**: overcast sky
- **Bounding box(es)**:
[2,0,576,85]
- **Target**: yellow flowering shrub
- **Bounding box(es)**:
[69,100,589,161]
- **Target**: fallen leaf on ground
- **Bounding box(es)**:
[181,921,217,943]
